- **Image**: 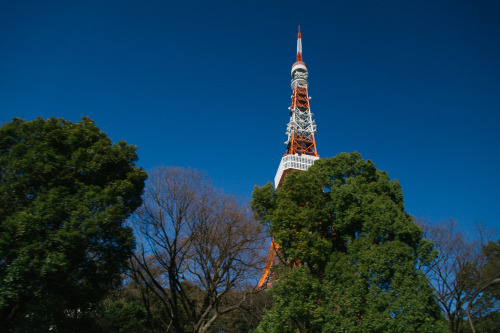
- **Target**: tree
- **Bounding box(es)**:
[251,152,443,332]
[418,219,499,333]
[94,278,153,333]
[0,117,147,331]
[130,166,266,333]
[467,239,500,333]
[206,290,272,333]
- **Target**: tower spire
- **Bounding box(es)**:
[257,28,320,289]
[297,25,303,62]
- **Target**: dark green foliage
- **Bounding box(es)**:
[257,266,326,332]
[466,239,500,332]
[100,300,148,332]
[96,289,151,333]
[0,117,147,331]
[252,152,443,332]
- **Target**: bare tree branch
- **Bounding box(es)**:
[129,167,267,332]
[418,218,498,333]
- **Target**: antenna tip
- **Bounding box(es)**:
[297,25,301,38]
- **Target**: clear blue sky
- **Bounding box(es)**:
[1,1,499,230]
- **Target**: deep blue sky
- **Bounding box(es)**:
[1,1,499,229]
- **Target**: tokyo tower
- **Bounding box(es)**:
[258,26,319,289]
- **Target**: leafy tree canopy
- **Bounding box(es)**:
[0,117,147,331]
[252,152,443,332]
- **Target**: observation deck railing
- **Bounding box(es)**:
[274,154,319,188]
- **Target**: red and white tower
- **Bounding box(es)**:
[258,26,319,289]
[274,26,319,188]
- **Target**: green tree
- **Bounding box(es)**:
[0,117,147,331]
[252,152,443,332]
[95,284,152,333]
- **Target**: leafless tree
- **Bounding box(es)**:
[129,167,266,333]
[418,218,499,333]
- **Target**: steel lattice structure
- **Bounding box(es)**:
[258,27,320,289]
